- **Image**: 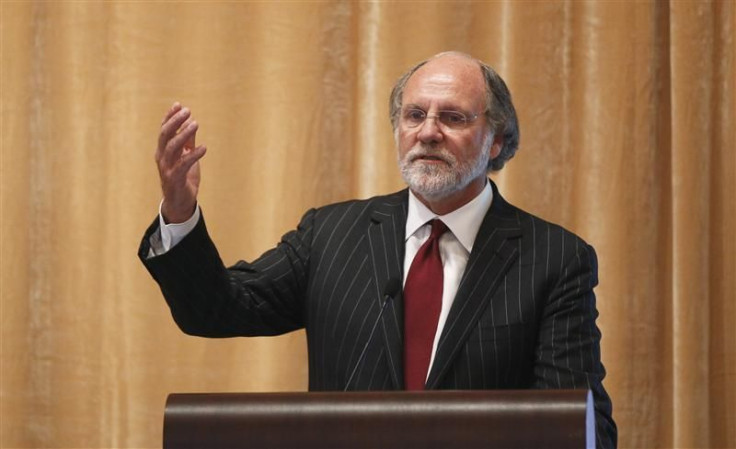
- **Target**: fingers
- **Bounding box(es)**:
[156,104,205,180]
[157,104,191,160]
[164,120,199,165]
[157,106,205,170]
[181,117,197,150]
[173,144,207,178]
[161,101,182,126]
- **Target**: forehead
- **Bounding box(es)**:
[403,56,486,111]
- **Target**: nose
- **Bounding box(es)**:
[416,115,444,144]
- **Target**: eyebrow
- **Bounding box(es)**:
[403,103,425,110]
[403,103,471,113]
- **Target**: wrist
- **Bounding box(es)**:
[161,201,196,224]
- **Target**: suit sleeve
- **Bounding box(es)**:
[138,209,315,337]
[533,240,617,449]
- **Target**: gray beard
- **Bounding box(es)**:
[399,143,490,201]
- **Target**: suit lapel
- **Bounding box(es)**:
[366,190,408,390]
[426,182,522,389]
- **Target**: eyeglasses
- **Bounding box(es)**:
[401,108,480,130]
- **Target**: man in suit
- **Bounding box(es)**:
[140,52,617,447]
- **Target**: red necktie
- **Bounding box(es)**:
[404,219,448,390]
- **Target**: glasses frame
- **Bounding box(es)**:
[400,107,482,130]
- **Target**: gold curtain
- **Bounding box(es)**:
[2,1,734,447]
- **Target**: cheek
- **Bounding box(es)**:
[473,132,488,149]
[452,136,478,157]
[446,136,483,165]
[397,130,415,154]
[465,133,490,157]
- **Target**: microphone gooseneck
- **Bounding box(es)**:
[344,277,401,391]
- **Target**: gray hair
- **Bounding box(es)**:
[389,54,520,171]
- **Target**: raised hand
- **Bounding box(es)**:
[155,102,207,223]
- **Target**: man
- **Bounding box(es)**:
[139,52,617,448]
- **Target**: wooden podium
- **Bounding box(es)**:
[163,389,595,449]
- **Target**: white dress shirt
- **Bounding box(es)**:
[403,181,494,378]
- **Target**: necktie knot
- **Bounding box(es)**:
[427,219,448,241]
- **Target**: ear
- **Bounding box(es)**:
[489,134,503,160]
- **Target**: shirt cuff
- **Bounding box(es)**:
[147,201,201,257]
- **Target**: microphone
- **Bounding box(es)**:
[344,278,402,391]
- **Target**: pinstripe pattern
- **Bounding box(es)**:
[139,181,616,449]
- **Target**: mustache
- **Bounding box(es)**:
[404,145,455,165]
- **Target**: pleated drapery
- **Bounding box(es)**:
[1,2,734,448]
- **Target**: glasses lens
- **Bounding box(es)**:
[403,109,426,127]
[438,111,467,129]
[401,109,471,129]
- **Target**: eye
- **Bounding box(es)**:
[403,108,426,123]
[440,111,467,126]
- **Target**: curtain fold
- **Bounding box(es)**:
[1,1,733,447]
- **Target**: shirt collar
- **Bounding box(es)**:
[405,180,494,253]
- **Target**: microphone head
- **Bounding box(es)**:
[383,278,402,299]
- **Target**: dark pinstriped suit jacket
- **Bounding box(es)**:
[139,181,616,448]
